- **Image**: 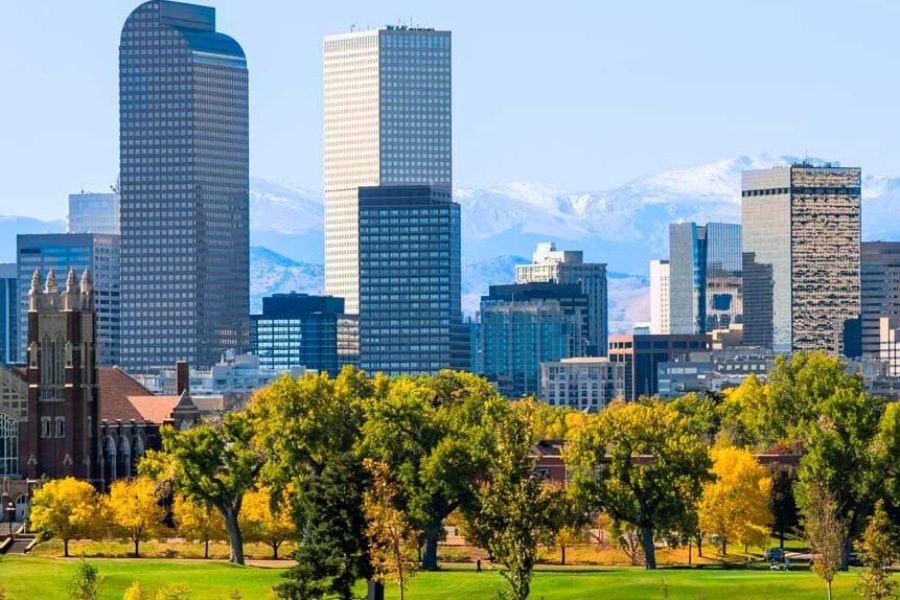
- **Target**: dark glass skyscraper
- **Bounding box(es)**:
[0,264,16,365]
[119,1,249,370]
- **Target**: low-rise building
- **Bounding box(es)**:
[540,357,624,412]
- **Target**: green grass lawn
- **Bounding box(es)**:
[0,555,885,599]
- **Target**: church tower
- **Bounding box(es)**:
[22,268,98,482]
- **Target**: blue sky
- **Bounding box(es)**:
[3,0,900,219]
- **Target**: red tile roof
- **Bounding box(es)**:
[126,395,181,424]
[98,367,153,421]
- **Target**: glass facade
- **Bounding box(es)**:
[250,293,345,375]
[0,264,16,365]
[479,283,588,399]
[742,165,860,354]
[16,234,120,366]
[68,193,120,235]
[358,185,465,375]
[119,1,249,370]
[323,26,451,314]
[861,242,900,357]
[669,222,742,335]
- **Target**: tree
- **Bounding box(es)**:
[698,446,772,555]
[172,494,226,559]
[568,400,712,569]
[107,477,166,558]
[363,459,422,600]
[141,411,263,565]
[68,560,99,600]
[29,478,97,557]
[769,468,799,549]
[856,500,898,600]
[544,486,589,566]
[463,402,560,600]
[153,585,190,600]
[240,486,297,559]
[804,483,843,600]
[123,582,146,600]
[359,372,503,570]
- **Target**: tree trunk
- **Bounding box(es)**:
[204,538,209,559]
[64,538,69,557]
[826,579,832,600]
[839,539,851,571]
[779,529,785,549]
[697,534,703,558]
[722,538,727,556]
[688,539,692,566]
[422,528,440,571]
[222,507,245,565]
[272,542,279,560]
[134,537,140,558]
[560,544,566,566]
[640,526,656,570]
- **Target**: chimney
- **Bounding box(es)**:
[176,361,190,396]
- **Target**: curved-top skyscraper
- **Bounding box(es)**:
[119,1,249,370]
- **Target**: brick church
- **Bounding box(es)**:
[0,268,199,519]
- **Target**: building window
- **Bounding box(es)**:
[55,417,66,438]
[0,413,18,476]
[41,417,52,438]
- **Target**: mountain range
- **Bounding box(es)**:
[3,154,897,332]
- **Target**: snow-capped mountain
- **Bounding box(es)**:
[249,246,323,313]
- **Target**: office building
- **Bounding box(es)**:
[17,234,120,366]
[480,282,588,399]
[250,293,346,374]
[68,192,120,234]
[516,242,608,355]
[607,333,712,401]
[742,164,861,354]
[649,259,670,334]
[119,1,249,370]
[540,357,624,413]
[656,347,775,399]
[880,317,900,377]
[861,242,900,357]
[669,222,742,335]
[324,26,452,314]
[358,185,466,375]
[0,264,15,365]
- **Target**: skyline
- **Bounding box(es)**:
[6,0,900,220]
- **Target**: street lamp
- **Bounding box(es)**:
[5,501,14,535]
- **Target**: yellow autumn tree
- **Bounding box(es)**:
[106,476,167,557]
[29,477,98,557]
[172,494,226,559]
[698,446,773,554]
[363,459,421,600]
[239,486,296,559]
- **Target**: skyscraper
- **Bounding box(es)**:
[17,234,120,367]
[861,242,900,357]
[357,185,465,375]
[0,264,16,365]
[668,222,742,335]
[323,26,452,314]
[742,164,861,354]
[515,242,608,356]
[68,192,120,235]
[649,259,670,334]
[119,1,249,370]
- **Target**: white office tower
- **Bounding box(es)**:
[323,26,452,313]
[650,259,671,334]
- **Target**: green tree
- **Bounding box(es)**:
[567,400,712,569]
[804,483,843,600]
[68,560,99,600]
[872,403,900,526]
[29,477,98,557]
[856,500,898,600]
[463,402,561,600]
[250,368,375,599]
[140,411,263,565]
[359,371,504,570]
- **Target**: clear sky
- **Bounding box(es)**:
[3,0,900,219]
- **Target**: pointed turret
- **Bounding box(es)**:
[45,269,58,294]
[80,269,93,309]
[63,269,78,310]
[65,268,77,293]
[28,268,42,311]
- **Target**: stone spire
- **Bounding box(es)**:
[80,269,93,309]
[65,268,77,293]
[28,268,42,311]
[63,269,78,311]
[45,269,58,294]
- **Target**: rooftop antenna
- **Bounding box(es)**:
[350,24,356,32]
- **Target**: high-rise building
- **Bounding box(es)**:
[607,333,712,401]
[68,192,120,235]
[861,242,900,357]
[119,1,249,370]
[0,264,16,365]
[668,222,742,335]
[17,234,120,367]
[323,26,452,314]
[742,165,861,354]
[250,293,346,375]
[357,185,466,375]
[516,242,608,356]
[649,259,670,334]
[879,317,900,376]
[479,282,588,399]
[540,357,624,413]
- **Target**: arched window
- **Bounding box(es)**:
[0,413,18,476]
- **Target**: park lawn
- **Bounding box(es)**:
[0,556,886,600]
